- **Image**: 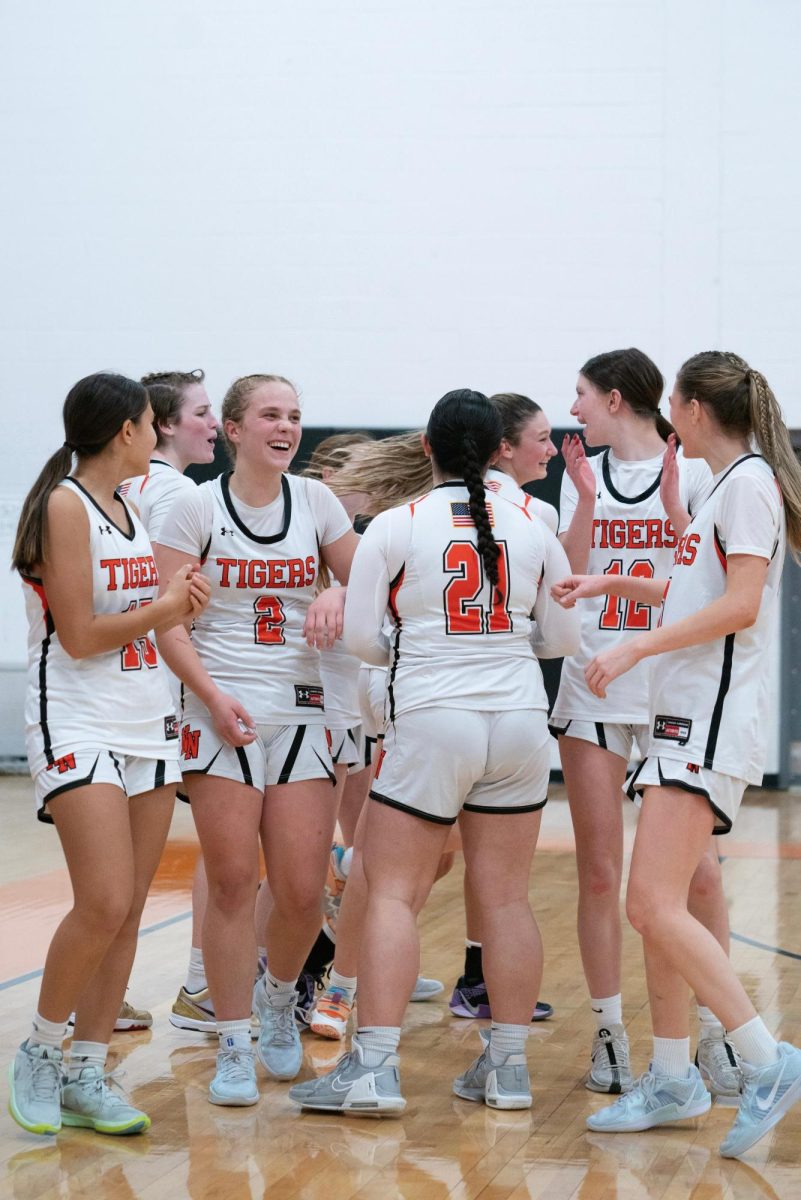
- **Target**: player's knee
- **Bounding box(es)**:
[75,891,133,939]
[208,868,258,915]
[689,851,721,901]
[625,878,668,939]
[581,858,620,901]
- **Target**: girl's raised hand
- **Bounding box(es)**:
[561,433,596,503]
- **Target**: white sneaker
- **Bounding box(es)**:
[61,1065,150,1135]
[586,1024,632,1094]
[253,980,303,1079]
[8,1042,63,1135]
[410,975,444,1002]
[209,1047,259,1107]
[696,1031,742,1106]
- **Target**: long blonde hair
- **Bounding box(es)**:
[676,351,801,556]
[327,432,432,513]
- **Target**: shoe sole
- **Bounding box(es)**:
[60,1112,151,1135]
[410,985,445,1002]
[7,1070,61,1136]
[113,1020,152,1032]
[720,1074,801,1157]
[587,1096,711,1133]
[294,1097,406,1116]
[170,1013,260,1039]
[452,1081,531,1109]
[209,1089,259,1107]
[256,1046,303,1080]
[309,1019,347,1040]
[449,1005,492,1020]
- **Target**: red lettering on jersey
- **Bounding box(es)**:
[248,561,267,589]
[217,558,237,587]
[181,726,201,760]
[100,556,158,592]
[674,532,700,566]
[46,753,76,774]
[287,558,306,587]
[268,560,287,587]
[304,556,317,585]
[592,518,678,551]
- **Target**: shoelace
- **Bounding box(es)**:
[30,1054,61,1100]
[614,1071,661,1112]
[218,1050,254,1084]
[269,1002,298,1046]
[596,1030,630,1068]
[72,1067,131,1110]
[701,1038,740,1082]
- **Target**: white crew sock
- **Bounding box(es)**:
[696,1004,724,1039]
[66,1040,108,1082]
[727,1016,780,1067]
[217,1020,252,1053]
[185,947,207,993]
[327,968,357,1003]
[590,993,623,1030]
[29,1013,68,1052]
[356,1026,400,1066]
[261,967,297,1007]
[651,1036,691,1078]
[488,1022,528,1065]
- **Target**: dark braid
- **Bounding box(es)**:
[461,433,500,593]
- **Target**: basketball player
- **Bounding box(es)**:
[548,349,739,1100]
[561,351,801,1157]
[154,373,358,1107]
[288,388,580,1115]
[8,373,209,1136]
[118,368,219,1034]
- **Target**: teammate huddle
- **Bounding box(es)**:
[7,349,801,1161]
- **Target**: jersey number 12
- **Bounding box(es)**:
[599,559,654,631]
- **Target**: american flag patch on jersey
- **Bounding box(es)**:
[450,501,494,528]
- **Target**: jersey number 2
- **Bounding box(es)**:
[443,540,512,635]
[120,599,159,671]
[254,595,286,645]
[599,559,654,631]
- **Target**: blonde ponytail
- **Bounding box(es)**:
[748,370,801,557]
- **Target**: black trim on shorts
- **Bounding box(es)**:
[656,760,731,835]
[67,477,136,540]
[601,451,662,505]
[312,749,337,785]
[37,753,102,824]
[462,797,547,815]
[369,788,457,826]
[364,734,377,768]
[235,746,254,788]
[221,471,292,545]
[176,789,191,805]
[624,758,647,800]
[154,759,166,789]
[182,746,224,777]
[277,726,306,785]
[594,722,608,749]
[109,751,125,790]
[704,633,734,769]
[548,719,570,739]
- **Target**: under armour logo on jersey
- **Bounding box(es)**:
[99,524,112,534]
[220,526,235,536]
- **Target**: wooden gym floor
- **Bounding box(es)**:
[1,774,800,1199]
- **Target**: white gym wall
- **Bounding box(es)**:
[1,0,799,760]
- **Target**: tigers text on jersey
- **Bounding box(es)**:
[343,481,578,719]
[22,478,178,777]
[484,468,559,534]
[158,472,351,725]
[646,454,784,785]
[120,460,198,544]
[553,448,711,723]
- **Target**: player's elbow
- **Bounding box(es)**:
[343,627,387,666]
[730,597,761,631]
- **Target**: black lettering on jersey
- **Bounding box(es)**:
[165,714,179,740]
[653,714,692,745]
[294,684,325,709]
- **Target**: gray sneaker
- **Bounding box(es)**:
[61,1065,150,1135]
[288,1034,406,1115]
[8,1041,63,1135]
[696,1031,742,1106]
[587,1024,632,1094]
[453,1031,532,1110]
[253,979,303,1080]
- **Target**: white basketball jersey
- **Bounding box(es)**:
[553,449,710,722]
[647,454,784,784]
[484,468,559,534]
[187,473,333,724]
[319,582,361,726]
[374,483,557,718]
[120,460,197,543]
[23,479,178,775]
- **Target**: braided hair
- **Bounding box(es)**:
[426,389,503,594]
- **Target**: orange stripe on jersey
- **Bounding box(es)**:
[514,495,533,521]
[713,527,728,573]
[22,574,49,617]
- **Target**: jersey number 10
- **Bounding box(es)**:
[599,559,654,631]
[443,541,512,635]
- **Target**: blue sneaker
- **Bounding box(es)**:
[288,1034,405,1115]
[719,1042,801,1158]
[586,1064,710,1132]
[253,979,303,1080]
[410,976,444,1002]
[209,1047,258,1107]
